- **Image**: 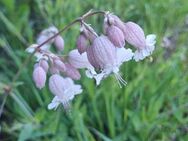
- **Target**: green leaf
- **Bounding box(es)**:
[18,123,33,141]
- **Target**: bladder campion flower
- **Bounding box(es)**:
[86,35,133,86]
[26,10,156,110]
[124,22,156,61]
[48,74,82,110]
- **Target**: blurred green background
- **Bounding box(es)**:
[0,0,188,141]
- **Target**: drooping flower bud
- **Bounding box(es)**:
[50,66,60,74]
[37,26,58,50]
[68,49,93,69]
[54,35,64,51]
[81,24,97,42]
[106,25,125,47]
[39,59,49,72]
[86,46,100,70]
[48,74,82,110]
[64,63,81,80]
[124,22,146,49]
[53,59,66,72]
[91,35,116,69]
[34,63,39,69]
[104,13,125,33]
[33,66,46,89]
[124,22,156,61]
[76,33,88,54]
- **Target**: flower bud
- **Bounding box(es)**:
[91,35,116,69]
[105,14,125,33]
[106,25,125,47]
[26,44,38,53]
[36,35,50,51]
[50,66,60,74]
[76,33,88,54]
[64,63,81,80]
[34,63,39,69]
[39,59,49,72]
[68,49,92,69]
[54,35,64,51]
[54,59,66,72]
[124,22,146,49]
[81,24,97,42]
[33,66,46,89]
[37,26,58,50]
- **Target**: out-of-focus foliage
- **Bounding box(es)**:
[0,0,188,140]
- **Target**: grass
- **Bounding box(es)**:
[0,0,188,140]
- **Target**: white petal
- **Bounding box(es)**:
[116,48,134,65]
[62,85,82,102]
[146,34,156,47]
[134,34,156,62]
[72,85,83,95]
[48,96,61,110]
[85,70,93,78]
[64,77,74,85]
[68,49,93,69]
[133,50,145,62]
[25,44,38,53]
[85,68,97,79]
[141,49,150,57]
[94,72,106,85]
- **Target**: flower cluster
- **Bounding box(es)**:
[26,11,156,110]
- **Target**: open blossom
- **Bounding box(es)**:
[33,66,46,89]
[68,49,93,69]
[124,22,156,61]
[48,74,82,110]
[86,35,133,86]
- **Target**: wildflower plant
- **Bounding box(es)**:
[26,10,156,110]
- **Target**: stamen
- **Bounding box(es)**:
[114,73,127,88]
[117,73,127,85]
[62,101,71,113]
[114,74,122,88]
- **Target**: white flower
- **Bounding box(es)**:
[133,34,156,62]
[86,47,134,87]
[48,74,82,110]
